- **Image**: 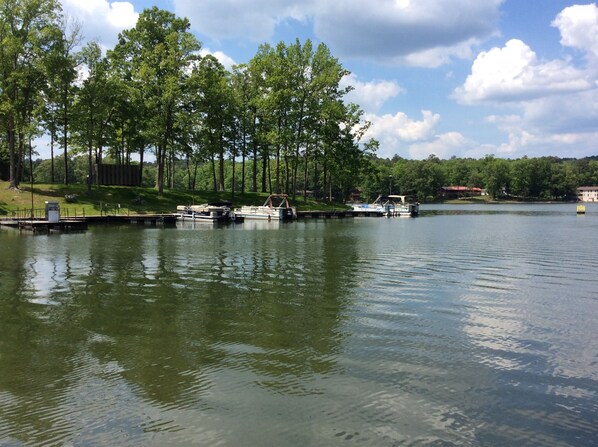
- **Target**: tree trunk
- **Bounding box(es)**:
[231,134,237,199]
[211,155,217,192]
[8,114,19,189]
[275,143,280,193]
[284,152,290,194]
[87,109,94,195]
[192,158,199,191]
[251,113,258,192]
[63,86,69,185]
[267,155,273,194]
[218,132,225,191]
[156,144,165,195]
[50,123,55,183]
[139,148,144,185]
[186,155,192,190]
[241,132,246,194]
[292,98,305,200]
[303,144,309,202]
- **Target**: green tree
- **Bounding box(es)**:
[110,7,200,194]
[550,162,578,199]
[398,155,445,200]
[0,0,62,188]
[72,41,112,193]
[483,155,510,199]
[190,54,233,192]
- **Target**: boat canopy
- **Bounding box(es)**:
[263,194,291,208]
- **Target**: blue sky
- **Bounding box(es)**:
[58,0,598,160]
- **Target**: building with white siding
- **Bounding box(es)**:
[577,187,598,202]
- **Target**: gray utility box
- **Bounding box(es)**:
[45,201,60,223]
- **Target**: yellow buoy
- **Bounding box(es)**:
[576,205,586,214]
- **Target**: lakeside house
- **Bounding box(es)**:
[577,186,598,202]
[440,186,484,200]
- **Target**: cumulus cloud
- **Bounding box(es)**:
[486,88,598,158]
[174,0,311,42]
[452,3,598,158]
[453,39,592,104]
[314,0,503,66]
[408,132,473,159]
[552,3,598,65]
[403,38,477,68]
[61,0,139,48]
[363,110,440,158]
[199,49,237,71]
[341,74,404,113]
[174,0,502,66]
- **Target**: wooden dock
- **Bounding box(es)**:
[297,210,383,219]
[0,211,390,233]
[0,214,177,233]
[83,214,178,226]
[0,219,89,233]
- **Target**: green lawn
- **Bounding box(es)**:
[0,181,348,218]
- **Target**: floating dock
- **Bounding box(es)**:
[0,214,177,233]
[297,210,384,219]
[83,214,177,226]
[0,210,393,233]
[0,219,88,233]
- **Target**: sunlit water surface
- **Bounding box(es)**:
[1,203,597,446]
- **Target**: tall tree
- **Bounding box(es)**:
[191,55,233,191]
[230,65,254,194]
[110,7,200,194]
[483,155,510,199]
[72,41,116,193]
[0,0,62,188]
[41,14,80,185]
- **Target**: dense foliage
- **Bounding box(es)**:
[360,154,598,202]
[1,0,371,200]
[1,1,596,203]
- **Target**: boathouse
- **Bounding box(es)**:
[577,186,598,202]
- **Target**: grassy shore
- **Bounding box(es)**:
[0,181,349,218]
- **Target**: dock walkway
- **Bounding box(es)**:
[297,210,383,218]
[1,211,388,232]
[0,214,177,233]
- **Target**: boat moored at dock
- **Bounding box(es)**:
[176,202,233,222]
[234,194,297,221]
[352,195,419,217]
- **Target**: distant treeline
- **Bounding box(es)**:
[24,153,598,203]
[360,154,598,202]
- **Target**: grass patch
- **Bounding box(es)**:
[0,181,348,217]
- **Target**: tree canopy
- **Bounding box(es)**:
[1,1,596,203]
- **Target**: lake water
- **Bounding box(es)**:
[1,203,597,446]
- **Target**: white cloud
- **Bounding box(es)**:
[174,0,311,42]
[174,0,502,66]
[199,49,237,71]
[453,39,592,104]
[486,89,598,158]
[363,110,440,158]
[403,38,477,68]
[61,0,139,48]
[408,132,473,159]
[341,74,404,113]
[552,3,598,65]
[454,4,598,158]
[314,0,503,66]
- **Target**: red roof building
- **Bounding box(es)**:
[440,186,483,199]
